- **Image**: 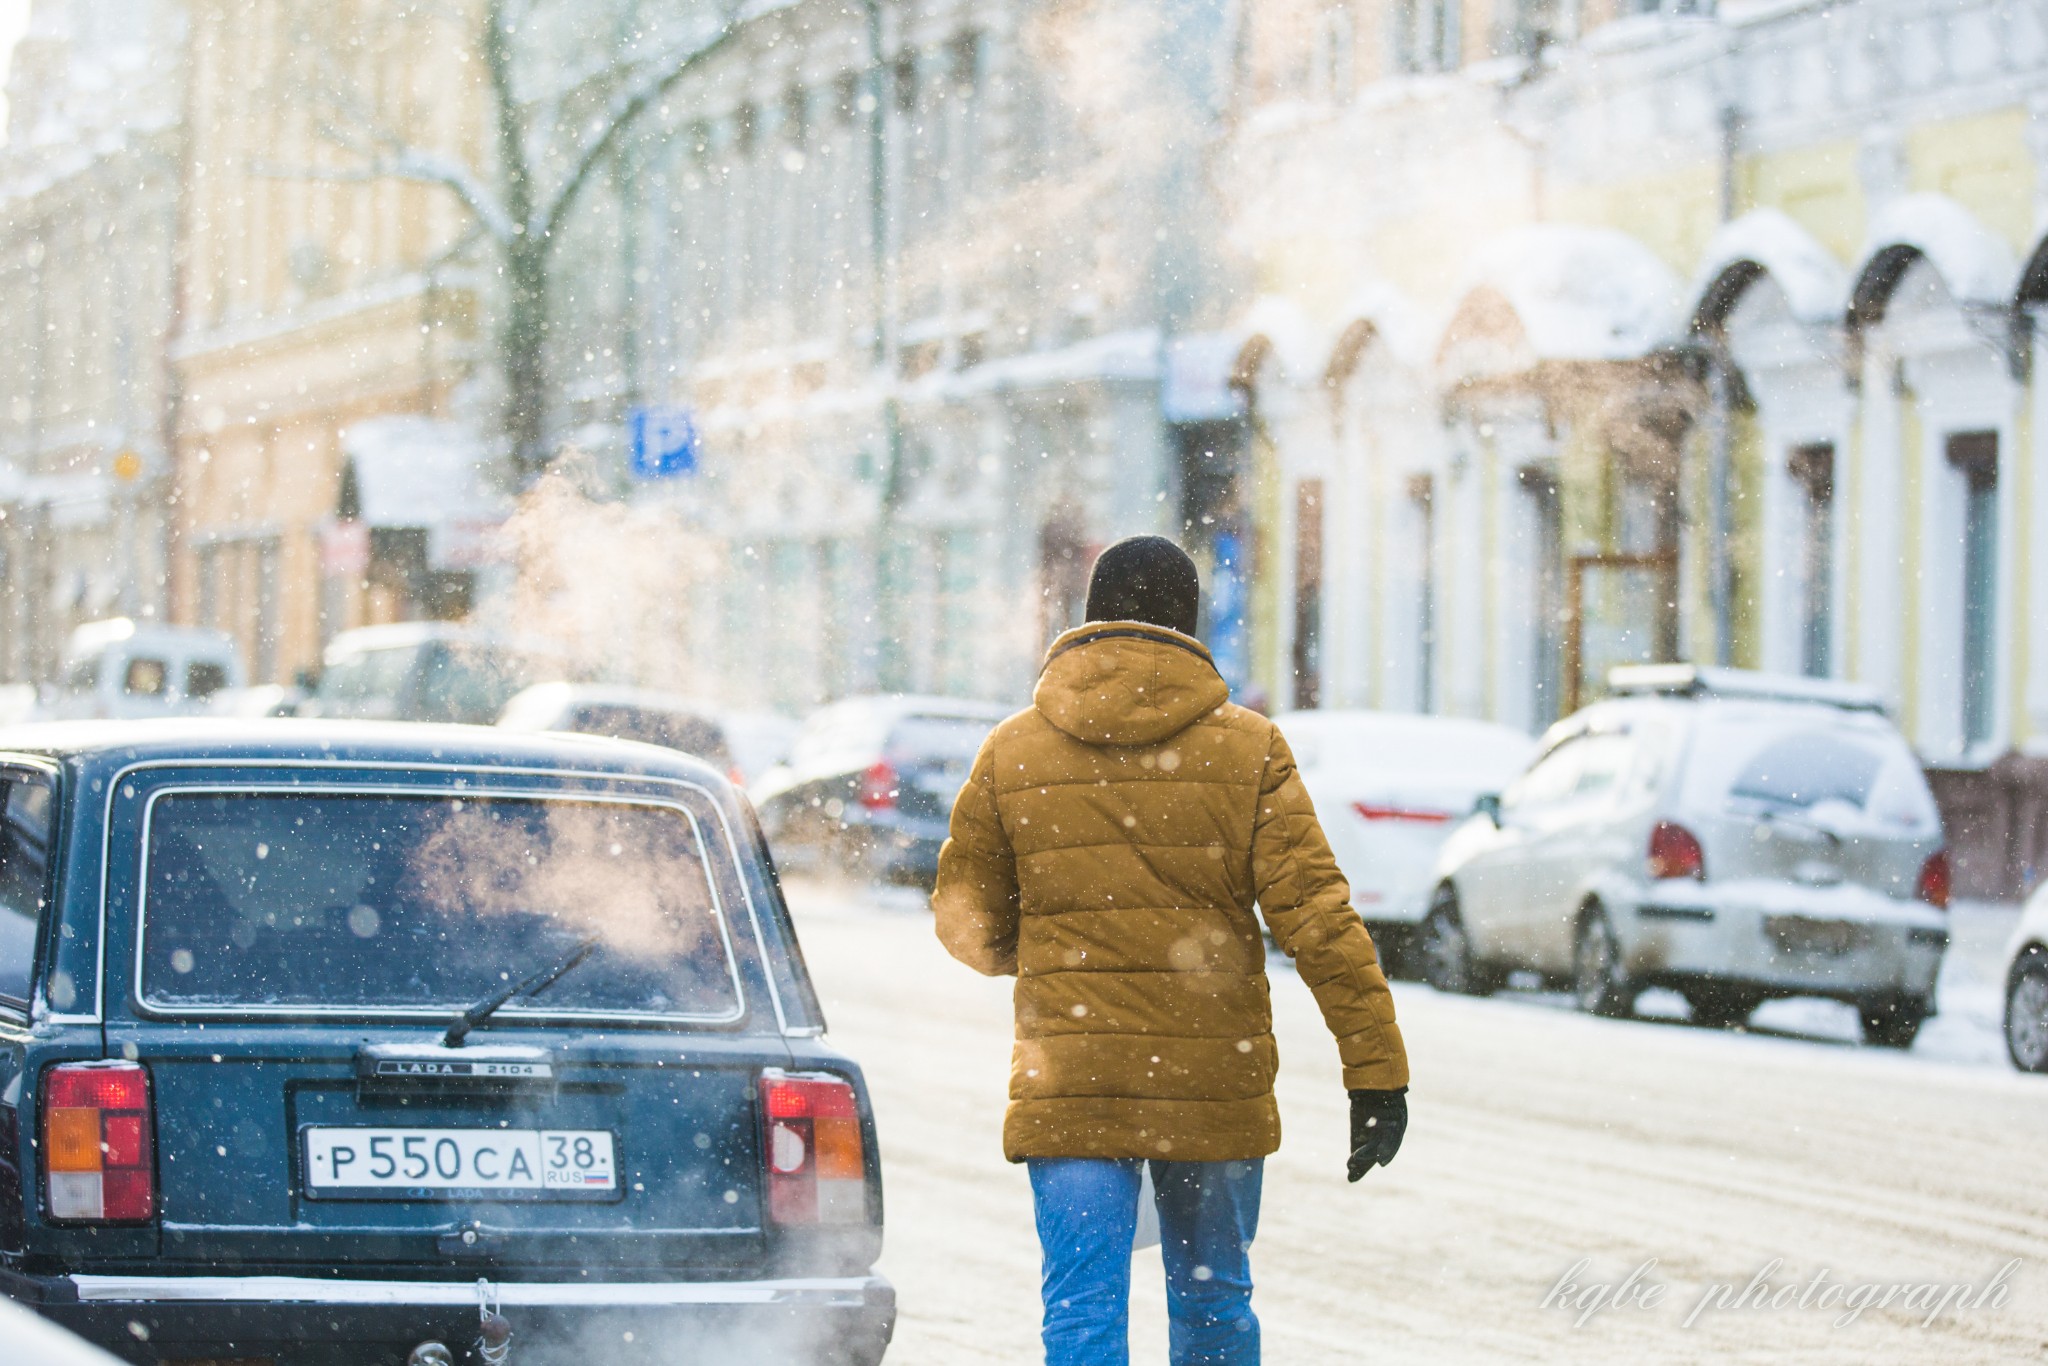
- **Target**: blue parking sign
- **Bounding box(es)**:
[628,405,698,479]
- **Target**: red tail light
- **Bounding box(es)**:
[760,1071,866,1225]
[1916,849,1952,909]
[1647,821,1706,881]
[42,1061,155,1223]
[857,761,899,812]
[1352,802,1454,824]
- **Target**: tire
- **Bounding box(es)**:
[1572,905,1635,1018]
[1420,886,1495,996]
[1370,925,1422,982]
[1858,995,1928,1049]
[1685,985,1762,1030]
[2005,951,2048,1073]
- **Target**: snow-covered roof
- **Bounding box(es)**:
[1688,209,1848,328]
[1327,280,1432,371]
[938,328,1160,400]
[1162,331,1248,422]
[340,415,508,531]
[1851,193,2018,318]
[1231,295,1326,386]
[1447,224,1685,364]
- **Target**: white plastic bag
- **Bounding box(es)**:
[1133,1162,1161,1251]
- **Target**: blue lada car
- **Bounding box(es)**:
[0,721,893,1365]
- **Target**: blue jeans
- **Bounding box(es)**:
[1028,1157,1263,1366]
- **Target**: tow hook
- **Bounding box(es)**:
[477,1277,514,1365]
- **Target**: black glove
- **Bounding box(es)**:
[1347,1088,1407,1182]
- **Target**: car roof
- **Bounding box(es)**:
[501,681,726,718]
[324,623,567,658]
[0,718,734,788]
[64,618,237,656]
[807,693,1014,725]
[1607,664,1887,713]
[1275,709,1532,742]
[1546,692,1904,749]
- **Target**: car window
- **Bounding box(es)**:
[60,656,98,693]
[0,772,55,1007]
[1682,710,1940,834]
[1569,732,1636,802]
[1502,737,1585,814]
[186,661,230,700]
[141,791,741,1019]
[124,656,169,696]
[422,645,555,724]
[318,645,419,712]
[569,705,733,767]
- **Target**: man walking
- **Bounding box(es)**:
[933,535,1410,1366]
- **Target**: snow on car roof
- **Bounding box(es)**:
[1607,665,1887,713]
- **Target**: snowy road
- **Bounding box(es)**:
[783,878,2048,1364]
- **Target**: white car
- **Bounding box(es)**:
[2003,888,2048,1072]
[40,618,243,720]
[1277,709,1535,975]
[1425,666,1951,1047]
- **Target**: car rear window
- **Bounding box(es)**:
[1681,711,1940,833]
[140,792,742,1019]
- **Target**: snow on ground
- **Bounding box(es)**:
[783,878,2048,1364]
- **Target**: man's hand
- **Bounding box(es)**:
[1347,1088,1407,1182]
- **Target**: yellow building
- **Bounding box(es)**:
[171,0,489,683]
[1226,0,2048,895]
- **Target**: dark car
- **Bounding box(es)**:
[752,696,1010,886]
[0,720,892,1366]
[300,625,571,726]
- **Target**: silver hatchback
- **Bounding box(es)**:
[1424,667,1952,1046]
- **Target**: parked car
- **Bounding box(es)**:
[40,620,242,720]
[0,720,893,1365]
[299,624,569,725]
[1424,665,1951,1046]
[1276,709,1535,975]
[754,695,1011,885]
[2004,885,2048,1072]
[499,683,797,786]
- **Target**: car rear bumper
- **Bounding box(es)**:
[13,1270,895,1366]
[1620,880,1947,1001]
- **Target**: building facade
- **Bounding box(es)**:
[547,0,1243,711]
[1226,0,2048,894]
[0,0,185,682]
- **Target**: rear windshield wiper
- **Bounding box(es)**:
[443,934,600,1047]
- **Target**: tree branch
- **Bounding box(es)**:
[531,0,771,244]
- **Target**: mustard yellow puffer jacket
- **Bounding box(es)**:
[932,620,1409,1163]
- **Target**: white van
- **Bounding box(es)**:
[42,619,245,720]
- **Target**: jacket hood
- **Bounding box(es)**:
[1033,621,1230,747]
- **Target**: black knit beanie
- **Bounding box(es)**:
[1084,535,1201,639]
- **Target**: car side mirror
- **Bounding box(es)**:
[1474,793,1502,826]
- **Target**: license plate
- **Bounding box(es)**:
[1765,917,1863,956]
[302,1127,618,1199]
